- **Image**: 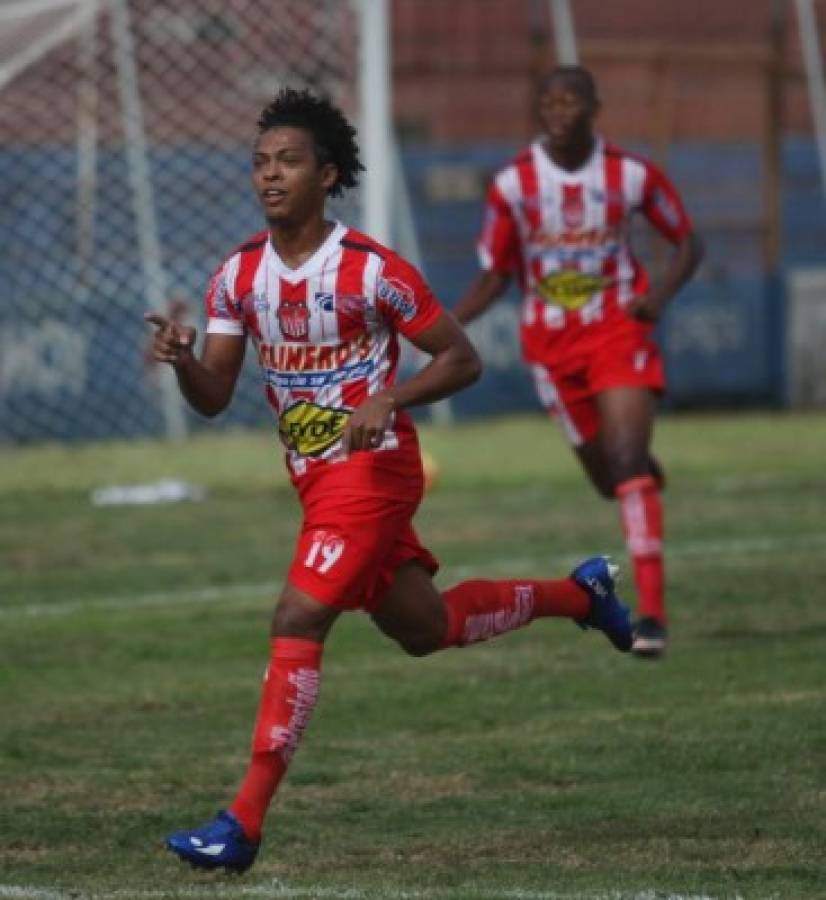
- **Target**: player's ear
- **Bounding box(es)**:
[320,162,338,193]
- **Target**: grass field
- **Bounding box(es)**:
[2,411,825,900]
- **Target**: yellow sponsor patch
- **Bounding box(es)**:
[537,270,610,310]
[279,400,350,456]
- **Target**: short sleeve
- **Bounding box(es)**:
[375,253,444,339]
[477,181,519,274]
[205,261,245,336]
[640,164,693,244]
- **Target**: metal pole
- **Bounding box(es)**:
[795,0,826,198]
[549,0,578,65]
[763,0,786,271]
[391,141,454,424]
[76,0,98,282]
[109,0,187,440]
[390,143,424,271]
[357,0,392,243]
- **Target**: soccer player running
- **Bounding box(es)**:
[454,66,703,659]
[146,89,633,874]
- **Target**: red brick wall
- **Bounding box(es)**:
[392,0,825,144]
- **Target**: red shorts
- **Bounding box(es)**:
[287,491,439,613]
[531,331,665,446]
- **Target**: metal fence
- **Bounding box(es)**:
[0,0,361,443]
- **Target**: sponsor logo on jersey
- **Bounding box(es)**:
[314,291,335,312]
[528,226,621,253]
[313,292,369,314]
[376,276,416,322]
[265,362,373,389]
[208,272,235,319]
[278,298,310,340]
[259,336,375,389]
[258,335,371,372]
[279,400,350,456]
[589,187,626,206]
[253,293,269,313]
[313,291,374,334]
[537,270,612,310]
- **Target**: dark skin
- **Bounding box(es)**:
[147,125,482,651]
[453,74,703,498]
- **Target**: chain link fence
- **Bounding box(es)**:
[0,0,362,443]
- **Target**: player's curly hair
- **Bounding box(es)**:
[257,88,364,196]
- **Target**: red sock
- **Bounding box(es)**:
[616,475,665,624]
[229,637,323,841]
[440,577,589,648]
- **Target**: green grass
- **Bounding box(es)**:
[1,411,826,900]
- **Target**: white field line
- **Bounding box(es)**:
[0,580,280,619]
[0,885,751,900]
[4,530,826,621]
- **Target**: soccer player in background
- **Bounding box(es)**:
[453,66,703,659]
[146,88,634,873]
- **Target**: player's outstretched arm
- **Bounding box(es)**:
[145,312,246,417]
[452,270,510,325]
[343,312,481,452]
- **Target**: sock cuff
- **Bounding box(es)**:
[615,474,657,498]
[270,636,324,663]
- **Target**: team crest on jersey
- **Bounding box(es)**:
[279,399,351,457]
[537,270,611,310]
[561,185,585,229]
[278,298,310,340]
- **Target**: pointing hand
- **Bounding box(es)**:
[145,312,197,367]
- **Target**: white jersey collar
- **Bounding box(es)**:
[532,135,604,180]
[265,220,347,284]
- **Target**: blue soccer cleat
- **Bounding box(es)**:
[166,809,260,873]
[571,556,633,652]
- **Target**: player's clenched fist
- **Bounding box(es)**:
[342,392,395,453]
[145,312,196,367]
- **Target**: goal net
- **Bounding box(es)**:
[0,0,364,442]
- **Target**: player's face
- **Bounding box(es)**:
[252,126,337,226]
[538,81,596,151]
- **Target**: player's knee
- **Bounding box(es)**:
[270,589,339,641]
[607,448,648,490]
[391,622,443,657]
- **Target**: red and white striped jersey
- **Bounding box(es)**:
[477,137,692,364]
[205,222,442,486]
